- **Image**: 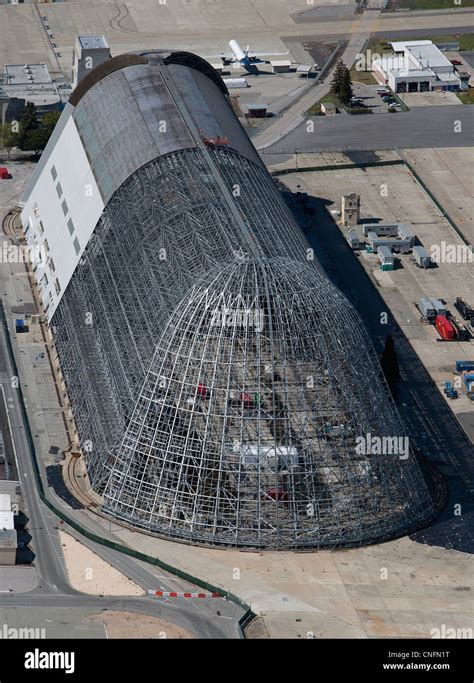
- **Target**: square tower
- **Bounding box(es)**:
[72,36,111,90]
[341,193,360,226]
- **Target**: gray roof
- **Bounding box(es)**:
[0,528,16,548]
[78,35,109,50]
[71,53,263,203]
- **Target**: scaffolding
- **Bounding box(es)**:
[101,257,434,548]
[49,54,435,549]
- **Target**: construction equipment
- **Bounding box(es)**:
[443,381,458,399]
[454,297,474,321]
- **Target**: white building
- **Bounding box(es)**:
[1,62,61,112]
[71,35,111,90]
[372,40,462,94]
[0,494,16,566]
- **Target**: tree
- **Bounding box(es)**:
[0,122,18,159]
[330,60,353,106]
[17,102,39,150]
[381,334,401,387]
[330,59,345,96]
[13,104,61,158]
[23,128,51,157]
[42,111,61,133]
[339,68,354,106]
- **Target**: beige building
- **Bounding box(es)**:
[341,193,360,226]
[0,494,16,566]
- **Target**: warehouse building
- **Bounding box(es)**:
[0,494,16,566]
[372,40,462,93]
[20,50,434,549]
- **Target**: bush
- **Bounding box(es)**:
[348,107,372,115]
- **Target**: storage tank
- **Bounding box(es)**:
[436,314,456,340]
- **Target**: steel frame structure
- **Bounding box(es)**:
[49,53,434,549]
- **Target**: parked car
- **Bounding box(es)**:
[450,59,462,65]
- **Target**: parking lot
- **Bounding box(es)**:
[351,81,395,113]
[280,162,474,440]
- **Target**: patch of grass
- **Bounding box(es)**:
[306,92,345,116]
[349,66,377,85]
[385,0,474,10]
[457,87,474,104]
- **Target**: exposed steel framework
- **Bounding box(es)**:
[49,52,434,549]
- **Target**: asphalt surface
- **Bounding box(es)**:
[281,189,474,553]
[260,105,474,160]
[0,304,242,639]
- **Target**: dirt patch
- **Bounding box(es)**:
[60,531,144,596]
[246,615,271,639]
[90,611,194,639]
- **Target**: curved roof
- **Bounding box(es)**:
[69,51,261,203]
[102,257,434,549]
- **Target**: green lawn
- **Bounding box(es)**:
[457,87,474,104]
[349,66,378,86]
[306,92,344,116]
[385,0,474,10]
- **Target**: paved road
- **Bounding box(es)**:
[253,10,383,150]
[0,272,242,639]
[260,105,474,160]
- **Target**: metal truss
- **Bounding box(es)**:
[52,147,434,548]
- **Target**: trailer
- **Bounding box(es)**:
[448,315,470,341]
[413,245,431,268]
[223,77,249,89]
[462,373,474,393]
[361,223,399,237]
[431,299,446,316]
[455,360,474,373]
[367,233,412,254]
[378,245,395,270]
[454,297,474,321]
[397,223,415,247]
[436,314,456,340]
[418,298,436,319]
[347,230,360,249]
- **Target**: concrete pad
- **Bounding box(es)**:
[404,92,461,108]
[0,566,39,593]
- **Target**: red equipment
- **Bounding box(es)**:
[436,314,456,341]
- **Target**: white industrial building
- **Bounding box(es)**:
[0,62,61,115]
[0,494,16,566]
[20,112,105,320]
[71,35,111,90]
[372,40,462,93]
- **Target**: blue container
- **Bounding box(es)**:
[455,360,474,373]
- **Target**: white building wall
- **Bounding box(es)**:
[21,116,104,321]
